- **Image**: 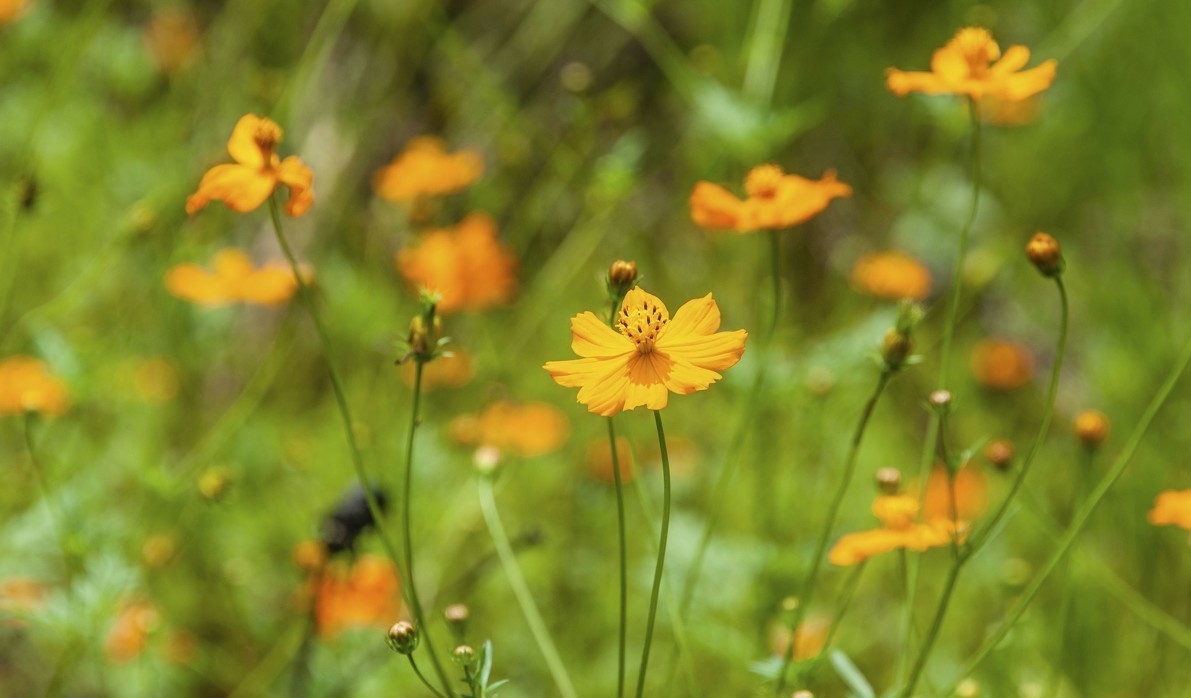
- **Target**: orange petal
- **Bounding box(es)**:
[226,114,273,168]
[989,45,1031,76]
[886,68,951,97]
[544,355,632,416]
[996,60,1057,101]
[186,163,275,215]
[276,156,315,217]
[621,352,670,412]
[165,264,233,306]
[690,181,744,230]
[212,248,254,279]
[238,266,300,306]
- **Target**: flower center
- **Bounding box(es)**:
[745,164,784,199]
[253,122,282,166]
[952,27,1000,77]
[618,298,668,353]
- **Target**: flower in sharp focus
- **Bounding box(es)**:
[970,338,1034,391]
[448,400,571,458]
[690,164,851,233]
[1148,490,1191,530]
[850,251,933,301]
[886,27,1057,101]
[396,213,517,314]
[0,356,70,417]
[166,248,312,307]
[544,287,747,417]
[373,137,483,202]
[185,114,314,217]
[309,556,402,639]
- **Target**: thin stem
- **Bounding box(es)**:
[767,230,782,345]
[22,415,74,583]
[407,656,447,698]
[608,418,629,698]
[817,560,868,660]
[900,561,962,697]
[937,98,983,391]
[775,369,892,694]
[635,410,673,698]
[402,362,455,696]
[477,475,579,698]
[942,330,1191,693]
[969,277,1069,553]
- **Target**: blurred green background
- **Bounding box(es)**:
[2,0,1190,695]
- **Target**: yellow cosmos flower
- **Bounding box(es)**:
[1148,490,1191,530]
[691,164,852,234]
[544,287,747,417]
[828,493,966,566]
[449,400,571,458]
[0,356,69,416]
[374,136,484,202]
[186,114,314,217]
[886,27,1057,101]
[850,250,932,301]
[395,213,517,314]
[165,248,311,307]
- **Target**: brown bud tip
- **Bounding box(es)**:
[1072,410,1110,447]
[608,260,638,287]
[452,644,475,666]
[983,439,1015,470]
[875,467,902,494]
[386,620,419,655]
[444,603,470,625]
[1026,232,1064,277]
[928,389,952,409]
[881,328,913,370]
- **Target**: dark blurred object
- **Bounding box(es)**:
[18,177,36,211]
[320,483,387,554]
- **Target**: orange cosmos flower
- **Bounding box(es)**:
[374,137,483,202]
[395,213,517,313]
[970,338,1034,390]
[143,9,200,74]
[1148,490,1191,530]
[186,114,314,217]
[400,347,474,390]
[449,400,571,458]
[886,27,1057,102]
[850,250,932,301]
[0,356,69,416]
[1,578,45,627]
[921,464,988,523]
[310,556,402,639]
[690,164,852,234]
[586,435,638,484]
[0,0,28,24]
[544,287,747,417]
[104,599,159,663]
[165,248,311,307]
[829,494,961,566]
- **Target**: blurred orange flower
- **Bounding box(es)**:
[396,213,517,313]
[770,614,829,661]
[0,0,28,24]
[166,248,311,307]
[850,251,932,301]
[449,400,570,458]
[400,347,474,390]
[1148,490,1191,530]
[970,338,1034,390]
[186,114,314,217]
[690,164,851,233]
[544,287,747,416]
[0,578,45,626]
[829,493,962,566]
[374,137,483,202]
[978,94,1040,126]
[0,356,70,416]
[586,436,637,484]
[921,464,988,523]
[886,27,1057,101]
[104,600,159,663]
[143,9,200,74]
[310,556,402,639]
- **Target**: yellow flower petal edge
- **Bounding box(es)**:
[544,287,747,417]
[886,27,1057,102]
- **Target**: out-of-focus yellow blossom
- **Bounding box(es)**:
[970,338,1034,391]
[396,213,517,314]
[691,164,851,233]
[400,347,474,390]
[374,137,483,202]
[886,27,1057,101]
[449,400,570,458]
[0,356,70,417]
[166,248,312,307]
[850,251,932,301]
[1148,490,1191,530]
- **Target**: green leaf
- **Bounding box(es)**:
[830,649,875,698]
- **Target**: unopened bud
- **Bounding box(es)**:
[1072,410,1109,447]
[608,260,638,288]
[875,467,902,494]
[386,621,418,655]
[928,390,952,410]
[408,314,442,358]
[881,328,913,370]
[956,678,981,698]
[793,692,815,698]
[983,439,1015,471]
[444,603,470,641]
[452,644,475,668]
[1026,232,1064,278]
[198,467,232,501]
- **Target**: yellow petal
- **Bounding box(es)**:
[186,163,275,215]
[212,248,254,279]
[238,266,300,306]
[690,181,745,230]
[165,264,233,306]
[995,59,1057,101]
[226,114,275,168]
[621,353,670,412]
[570,311,632,358]
[276,156,315,217]
[658,329,747,374]
[662,293,721,338]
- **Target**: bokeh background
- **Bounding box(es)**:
[2,0,1190,695]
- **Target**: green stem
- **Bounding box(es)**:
[937,98,983,391]
[969,277,1069,552]
[608,418,629,698]
[942,330,1191,693]
[636,410,673,698]
[477,475,579,698]
[775,369,891,694]
[408,656,447,698]
[817,560,867,660]
[22,415,74,584]
[899,561,962,697]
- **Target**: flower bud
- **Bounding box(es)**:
[198,467,232,501]
[386,621,418,655]
[1026,232,1064,278]
[1072,410,1109,447]
[793,692,815,698]
[983,439,1015,471]
[444,603,470,641]
[875,467,902,494]
[881,328,913,370]
[608,260,638,288]
[452,644,475,668]
[928,390,952,410]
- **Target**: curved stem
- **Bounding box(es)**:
[478,475,579,698]
[942,330,1191,693]
[635,410,672,698]
[408,656,447,698]
[608,418,629,698]
[775,369,891,694]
